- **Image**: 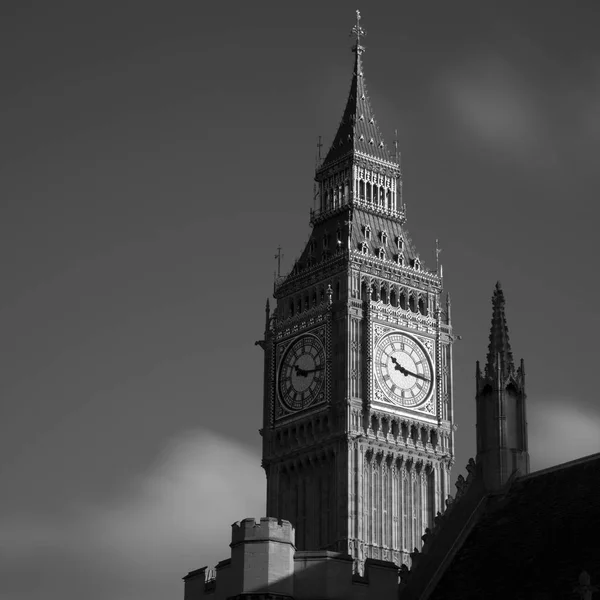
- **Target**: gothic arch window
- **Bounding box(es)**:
[371,284,377,302]
[430,430,438,447]
[418,297,426,315]
[320,288,325,303]
[396,236,403,250]
[379,187,385,206]
[400,291,407,310]
[390,289,397,307]
[414,257,421,271]
[312,290,317,306]
[361,241,369,255]
[363,225,371,240]
[297,297,302,314]
[380,286,387,304]
[366,182,372,203]
[359,180,365,200]
[386,189,391,210]
[377,247,385,260]
[379,231,388,245]
[396,253,405,266]
[401,422,409,440]
[336,227,342,245]
[289,300,294,317]
[409,294,416,312]
[305,295,310,310]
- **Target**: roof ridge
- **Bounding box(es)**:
[520,452,600,481]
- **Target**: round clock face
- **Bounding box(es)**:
[278,334,326,411]
[374,332,433,407]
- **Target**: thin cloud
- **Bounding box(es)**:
[437,56,546,161]
[528,397,600,471]
[0,430,265,600]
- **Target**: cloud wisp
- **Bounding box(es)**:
[528,397,600,472]
[437,55,547,162]
[0,429,265,600]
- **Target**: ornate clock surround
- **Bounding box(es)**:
[372,322,437,417]
[274,323,330,421]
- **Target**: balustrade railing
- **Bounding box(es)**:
[310,196,406,225]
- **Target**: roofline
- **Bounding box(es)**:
[520,451,600,481]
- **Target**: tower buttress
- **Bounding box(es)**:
[475,282,529,491]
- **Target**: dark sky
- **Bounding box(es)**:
[2,2,600,599]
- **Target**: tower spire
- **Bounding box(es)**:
[318,11,396,169]
[485,281,515,380]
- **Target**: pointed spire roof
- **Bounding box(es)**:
[485,282,515,379]
[320,11,395,170]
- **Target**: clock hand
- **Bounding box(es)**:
[294,365,324,377]
[294,365,308,377]
[390,356,429,382]
[390,356,407,374]
[409,371,430,382]
[302,366,324,374]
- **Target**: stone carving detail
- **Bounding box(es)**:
[399,563,411,584]
[466,457,477,483]
[573,571,598,600]
[421,527,431,545]
[455,474,467,499]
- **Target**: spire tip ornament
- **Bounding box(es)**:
[350,9,366,54]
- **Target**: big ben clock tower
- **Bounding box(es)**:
[258,12,455,570]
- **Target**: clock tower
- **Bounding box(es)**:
[258,12,455,570]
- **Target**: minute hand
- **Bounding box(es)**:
[301,366,324,374]
[390,356,429,382]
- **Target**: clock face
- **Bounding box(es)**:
[374,332,433,408]
[278,334,326,411]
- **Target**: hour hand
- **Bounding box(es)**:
[294,365,323,377]
[390,356,407,375]
[294,365,308,377]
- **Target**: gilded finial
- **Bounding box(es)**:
[350,9,366,53]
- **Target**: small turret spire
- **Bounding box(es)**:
[476,282,529,490]
[485,281,515,380]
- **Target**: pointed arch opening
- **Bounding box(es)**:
[400,291,407,310]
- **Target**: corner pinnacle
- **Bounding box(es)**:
[485,282,515,379]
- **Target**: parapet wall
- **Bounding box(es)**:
[231,517,295,547]
[183,517,399,600]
